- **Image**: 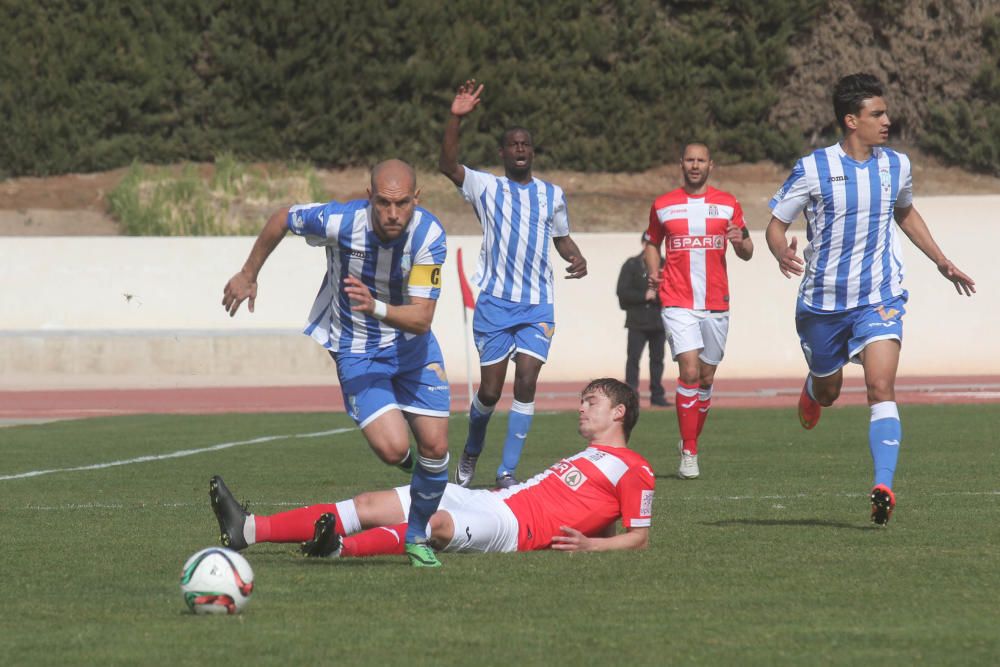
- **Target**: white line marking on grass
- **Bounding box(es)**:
[0,427,356,482]
[17,491,1000,512]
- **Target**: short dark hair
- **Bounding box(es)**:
[582,378,640,441]
[833,73,884,132]
[499,126,532,147]
[681,142,711,160]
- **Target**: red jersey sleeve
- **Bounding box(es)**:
[732,198,747,229]
[616,460,655,528]
[645,203,664,247]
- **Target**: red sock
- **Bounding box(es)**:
[697,394,712,436]
[255,504,341,543]
[341,523,408,558]
[676,380,700,455]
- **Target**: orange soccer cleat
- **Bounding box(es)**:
[798,381,822,430]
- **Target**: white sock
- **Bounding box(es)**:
[244,515,257,545]
[335,500,362,535]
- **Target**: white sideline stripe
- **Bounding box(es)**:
[15,490,1000,511]
[0,427,356,482]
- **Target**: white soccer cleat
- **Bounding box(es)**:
[677,440,699,479]
[455,451,479,488]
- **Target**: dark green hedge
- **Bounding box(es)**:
[28,0,1000,178]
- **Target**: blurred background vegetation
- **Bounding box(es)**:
[1,0,997,180]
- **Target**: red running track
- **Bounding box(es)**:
[2,376,999,422]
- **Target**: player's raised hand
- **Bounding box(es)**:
[937,260,976,296]
[551,525,591,552]
[564,254,587,279]
[342,275,375,313]
[777,236,804,278]
[222,271,257,317]
[451,79,484,117]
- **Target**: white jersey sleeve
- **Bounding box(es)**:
[769,159,811,225]
[895,153,913,209]
[287,203,337,246]
[551,186,570,238]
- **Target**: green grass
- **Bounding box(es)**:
[107,156,327,236]
[2,405,998,666]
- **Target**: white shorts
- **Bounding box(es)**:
[661,307,730,365]
[394,483,519,553]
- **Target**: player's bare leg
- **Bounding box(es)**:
[860,340,902,526]
[427,510,457,551]
[799,369,843,429]
[496,353,543,487]
[361,409,414,466]
[458,359,510,487]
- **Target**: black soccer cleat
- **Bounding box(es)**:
[209,475,250,551]
[870,484,896,527]
[301,512,342,558]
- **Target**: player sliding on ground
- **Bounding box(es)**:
[766,73,975,526]
[209,379,654,560]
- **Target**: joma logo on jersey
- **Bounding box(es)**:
[347,249,368,260]
[876,305,899,321]
[827,175,849,183]
[669,235,724,251]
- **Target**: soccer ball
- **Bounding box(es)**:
[179,547,254,615]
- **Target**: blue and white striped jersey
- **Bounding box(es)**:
[287,200,447,353]
[769,144,913,312]
[460,167,571,305]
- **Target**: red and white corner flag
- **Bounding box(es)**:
[456,248,476,404]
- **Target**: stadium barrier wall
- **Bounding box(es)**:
[1,195,997,389]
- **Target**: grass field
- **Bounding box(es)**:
[2,404,998,666]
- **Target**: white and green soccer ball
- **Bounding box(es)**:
[179,547,254,615]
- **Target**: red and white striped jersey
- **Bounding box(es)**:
[645,186,746,311]
[497,444,655,551]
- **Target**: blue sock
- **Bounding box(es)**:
[405,453,449,543]
[498,400,534,477]
[869,401,901,489]
[464,394,495,457]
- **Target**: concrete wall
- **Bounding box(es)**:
[1,195,997,389]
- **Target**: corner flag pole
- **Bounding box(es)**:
[456,248,476,404]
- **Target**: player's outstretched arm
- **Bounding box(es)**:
[765,216,803,279]
[894,205,976,296]
[553,235,588,279]
[439,79,483,188]
[343,276,438,335]
[222,207,290,317]
[550,525,649,552]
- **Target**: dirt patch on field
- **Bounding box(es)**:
[2,154,998,236]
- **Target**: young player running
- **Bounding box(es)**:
[209,379,654,559]
[644,143,754,479]
[219,160,451,566]
[766,73,975,525]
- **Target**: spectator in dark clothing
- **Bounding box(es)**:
[616,235,670,407]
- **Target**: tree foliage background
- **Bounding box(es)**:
[0,0,997,178]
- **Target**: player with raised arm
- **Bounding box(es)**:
[209,379,654,559]
[217,159,451,567]
[644,143,754,479]
[766,73,975,525]
[438,79,588,489]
